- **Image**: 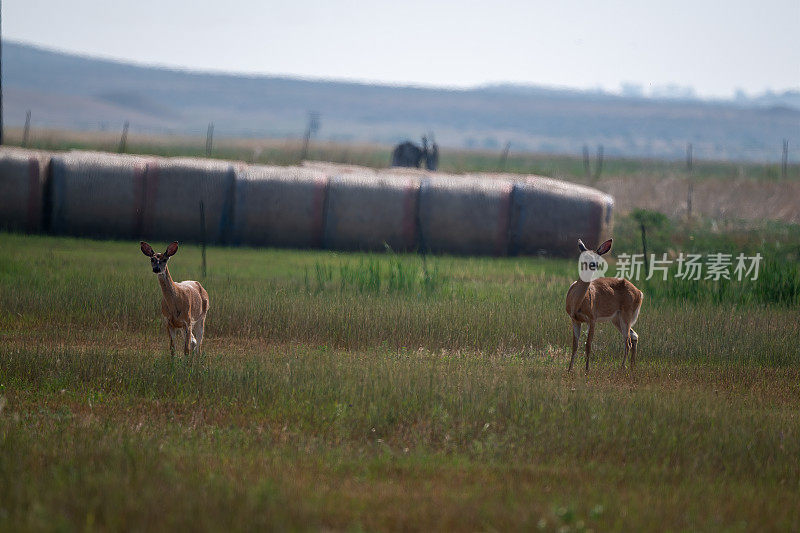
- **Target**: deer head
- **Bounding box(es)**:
[141,241,179,274]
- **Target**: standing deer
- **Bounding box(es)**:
[565,238,643,372]
[140,241,210,356]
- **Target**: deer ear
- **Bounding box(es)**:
[596,239,613,256]
[165,241,179,257]
[140,242,155,257]
[577,239,588,252]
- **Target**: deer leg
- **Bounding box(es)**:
[166,323,178,357]
[629,328,639,367]
[621,323,632,369]
[585,321,595,372]
[611,315,630,369]
[569,320,581,372]
[194,316,205,356]
[183,324,197,355]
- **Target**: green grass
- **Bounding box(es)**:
[610,212,800,306]
[1,231,799,531]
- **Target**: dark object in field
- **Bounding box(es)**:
[391,136,438,170]
[391,140,424,168]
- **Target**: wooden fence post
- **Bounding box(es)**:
[22,110,31,147]
[206,123,214,157]
[593,145,604,181]
[301,111,320,161]
[782,139,789,179]
[686,143,693,218]
[582,145,591,179]
[118,121,129,153]
[499,142,510,171]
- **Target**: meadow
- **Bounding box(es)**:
[1,222,799,531]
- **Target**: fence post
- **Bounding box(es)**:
[593,145,604,181]
[118,121,129,153]
[782,139,789,179]
[499,142,510,171]
[206,123,214,157]
[301,111,320,161]
[22,110,31,147]
[686,143,693,218]
[582,145,591,179]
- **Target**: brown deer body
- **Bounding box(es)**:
[565,239,643,372]
[141,241,210,356]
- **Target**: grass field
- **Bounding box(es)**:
[1,227,799,531]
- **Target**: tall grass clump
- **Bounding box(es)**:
[613,211,800,306]
[304,255,446,296]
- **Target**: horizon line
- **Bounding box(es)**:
[6,38,800,103]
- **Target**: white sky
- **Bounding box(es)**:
[5,0,800,97]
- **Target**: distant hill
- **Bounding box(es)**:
[4,41,798,162]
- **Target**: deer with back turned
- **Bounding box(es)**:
[140,241,209,356]
[565,238,643,372]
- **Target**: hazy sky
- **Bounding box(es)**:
[5,0,799,97]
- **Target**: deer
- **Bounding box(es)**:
[140,241,210,356]
[565,238,643,372]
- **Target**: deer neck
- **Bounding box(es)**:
[572,279,592,303]
[157,265,179,302]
